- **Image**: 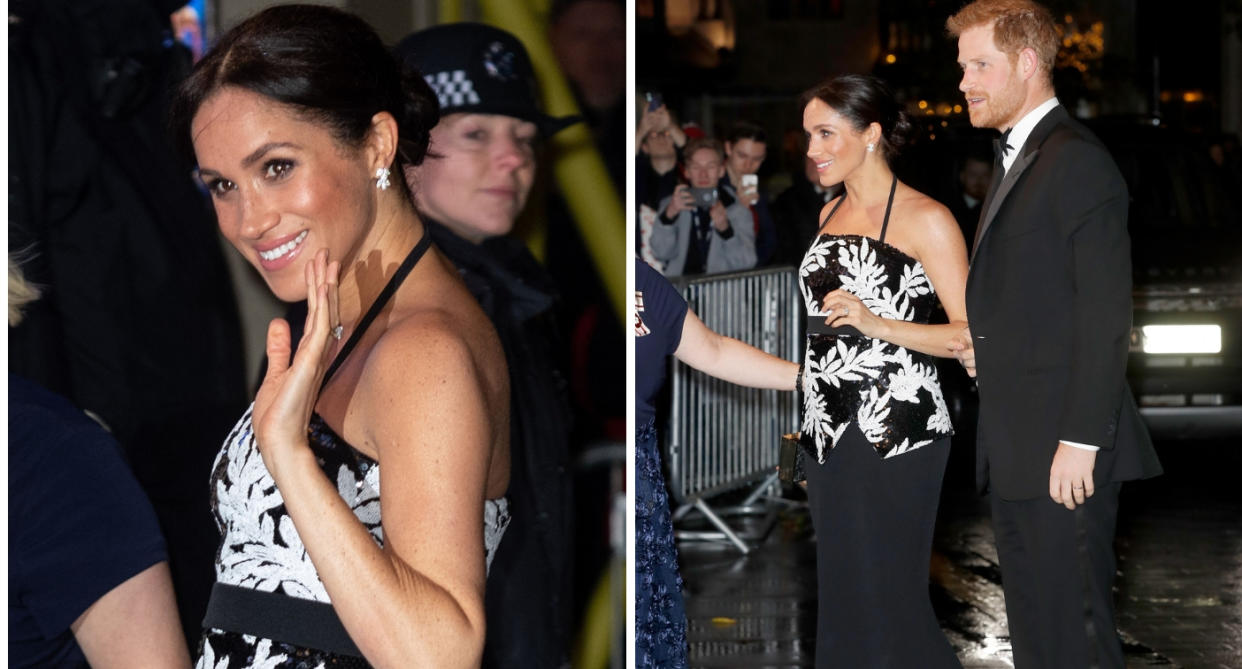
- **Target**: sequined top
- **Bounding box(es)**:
[196,406,510,668]
[798,234,953,463]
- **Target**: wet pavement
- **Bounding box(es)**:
[677,438,1242,668]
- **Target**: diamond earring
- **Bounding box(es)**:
[866,143,875,153]
[375,167,391,191]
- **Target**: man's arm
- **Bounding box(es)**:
[1057,140,1133,448]
[1049,138,1133,509]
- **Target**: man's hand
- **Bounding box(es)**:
[1049,442,1097,510]
[947,326,976,377]
[709,201,730,232]
[739,181,759,207]
[664,184,694,218]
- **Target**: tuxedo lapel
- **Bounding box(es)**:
[969,106,1070,261]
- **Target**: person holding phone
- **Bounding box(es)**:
[722,121,778,266]
[650,137,756,276]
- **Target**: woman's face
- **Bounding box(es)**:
[191,86,378,301]
[802,98,868,188]
[410,113,537,243]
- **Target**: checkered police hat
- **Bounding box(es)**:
[394,23,580,137]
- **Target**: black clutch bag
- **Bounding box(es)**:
[779,432,807,485]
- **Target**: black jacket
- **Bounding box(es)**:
[426,221,576,669]
[967,106,1162,500]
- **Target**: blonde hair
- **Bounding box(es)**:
[947,0,1059,83]
[9,255,42,327]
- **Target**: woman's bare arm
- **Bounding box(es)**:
[674,309,800,390]
[71,562,191,669]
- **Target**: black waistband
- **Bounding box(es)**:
[202,582,364,658]
[806,319,862,337]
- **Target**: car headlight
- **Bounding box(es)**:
[1137,324,1222,354]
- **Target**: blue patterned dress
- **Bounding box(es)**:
[634,257,690,668]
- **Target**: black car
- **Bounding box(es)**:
[905,118,1242,440]
[1093,119,1242,438]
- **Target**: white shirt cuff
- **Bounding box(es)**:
[1061,439,1099,452]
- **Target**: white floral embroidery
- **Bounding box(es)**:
[798,234,953,461]
[201,406,511,664]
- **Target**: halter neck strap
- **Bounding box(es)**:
[878,173,897,243]
[320,230,433,391]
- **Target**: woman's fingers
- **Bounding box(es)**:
[263,318,294,381]
[327,259,341,344]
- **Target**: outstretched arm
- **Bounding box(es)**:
[674,308,799,390]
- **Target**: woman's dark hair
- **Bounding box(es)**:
[169,4,439,172]
[798,74,913,163]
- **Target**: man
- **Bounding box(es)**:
[651,137,756,276]
[396,23,579,669]
[636,100,686,212]
[770,154,842,267]
[722,122,778,266]
[946,2,1163,667]
[947,149,994,245]
[636,100,686,270]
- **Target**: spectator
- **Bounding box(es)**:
[637,98,687,268]
[9,256,191,669]
[651,137,757,276]
[946,149,994,246]
[636,98,687,211]
[723,122,778,266]
[770,154,843,267]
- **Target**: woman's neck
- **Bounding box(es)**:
[335,194,423,330]
[841,161,896,211]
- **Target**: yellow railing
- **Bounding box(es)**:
[478,0,626,324]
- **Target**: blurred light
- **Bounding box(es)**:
[1183,91,1204,103]
[940,121,948,127]
[1160,91,1173,102]
[925,109,935,115]
[929,133,936,140]
[918,100,928,109]
[953,104,963,113]
[1141,324,1221,354]
[885,53,897,64]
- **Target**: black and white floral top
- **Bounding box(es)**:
[196,405,509,669]
[798,234,953,463]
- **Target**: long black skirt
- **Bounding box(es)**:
[805,423,961,669]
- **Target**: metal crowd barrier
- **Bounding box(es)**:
[664,266,804,553]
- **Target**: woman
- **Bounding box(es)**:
[168,6,509,667]
[394,22,580,668]
[634,256,800,668]
[796,74,968,667]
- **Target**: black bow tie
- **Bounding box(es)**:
[997,129,1014,158]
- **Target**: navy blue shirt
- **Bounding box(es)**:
[8,374,167,668]
[635,258,689,425]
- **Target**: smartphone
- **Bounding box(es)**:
[645,91,663,112]
[741,174,758,189]
[688,186,718,209]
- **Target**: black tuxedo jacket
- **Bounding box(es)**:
[967,105,1162,500]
